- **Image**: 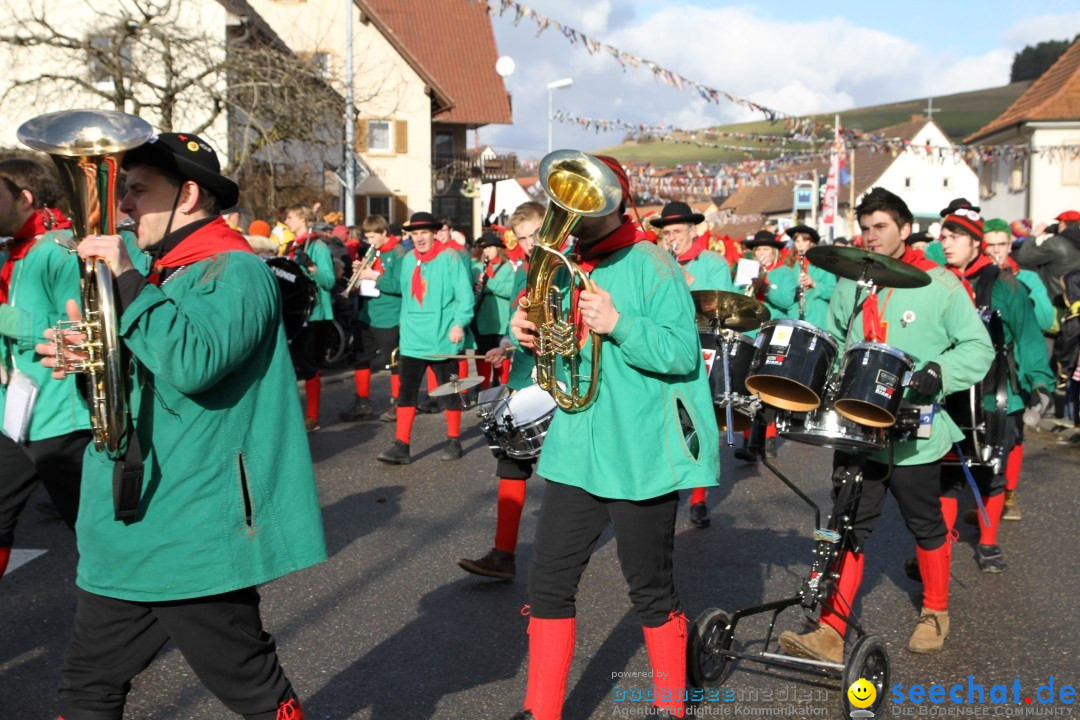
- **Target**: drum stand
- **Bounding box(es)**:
[707,319,752,447]
[688,447,891,717]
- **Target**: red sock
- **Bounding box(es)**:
[304,376,321,420]
[820,550,864,637]
[446,409,462,438]
[690,487,706,505]
[940,496,958,539]
[426,368,438,393]
[494,479,527,554]
[1005,444,1023,491]
[396,406,416,444]
[458,359,470,378]
[524,617,575,720]
[917,543,951,611]
[979,494,1006,546]
[500,361,511,385]
[643,612,688,718]
[353,368,371,397]
[765,422,777,439]
[476,360,492,390]
[0,546,10,581]
[390,373,400,400]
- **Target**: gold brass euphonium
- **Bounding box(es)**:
[519,150,623,412]
[17,109,154,459]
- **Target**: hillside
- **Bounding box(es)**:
[598,81,1032,165]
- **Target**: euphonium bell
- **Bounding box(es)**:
[18,109,154,458]
[519,150,623,412]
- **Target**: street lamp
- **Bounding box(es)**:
[547,77,573,153]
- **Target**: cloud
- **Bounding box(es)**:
[1002,13,1080,49]
[481,4,1067,159]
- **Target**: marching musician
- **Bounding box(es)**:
[0,158,87,583]
[472,230,516,388]
[779,187,992,661]
[282,204,336,432]
[508,155,719,720]
[376,211,473,464]
[458,201,543,580]
[937,210,1053,572]
[339,214,406,423]
[38,131,325,720]
[784,224,836,327]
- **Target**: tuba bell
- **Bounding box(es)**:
[519,150,623,412]
[17,109,154,459]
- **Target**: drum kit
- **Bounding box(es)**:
[475,384,558,460]
[689,245,935,717]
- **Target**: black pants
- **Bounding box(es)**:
[397,355,463,410]
[58,587,293,720]
[941,411,1023,499]
[0,430,90,547]
[291,320,330,381]
[496,452,536,480]
[350,321,399,373]
[474,332,502,354]
[832,456,947,552]
[528,480,680,626]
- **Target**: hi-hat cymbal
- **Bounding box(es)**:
[691,290,770,332]
[429,374,485,397]
[805,245,931,289]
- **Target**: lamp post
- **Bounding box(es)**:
[547,77,573,153]
[344,0,356,226]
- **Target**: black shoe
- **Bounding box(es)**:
[377,440,412,465]
[509,713,534,720]
[379,403,397,423]
[339,395,374,421]
[975,544,1006,573]
[904,556,921,582]
[458,548,516,579]
[689,502,710,528]
[765,437,778,458]
[417,396,443,414]
[733,442,758,462]
[440,437,463,461]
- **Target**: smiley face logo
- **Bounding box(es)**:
[848,678,877,709]
[187,141,200,152]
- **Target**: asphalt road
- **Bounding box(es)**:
[2,372,1078,719]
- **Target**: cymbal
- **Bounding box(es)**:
[429,374,485,397]
[691,290,770,332]
[805,245,931,289]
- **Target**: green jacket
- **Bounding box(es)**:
[474,260,516,336]
[683,250,734,292]
[397,248,474,359]
[294,236,335,322]
[797,263,837,329]
[0,232,90,440]
[76,245,326,602]
[1014,268,1055,333]
[741,263,798,337]
[359,242,406,329]
[536,241,720,499]
[973,270,1054,414]
[506,263,535,391]
[827,266,994,465]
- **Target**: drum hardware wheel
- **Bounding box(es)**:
[842,635,890,717]
[321,318,349,367]
[688,608,734,687]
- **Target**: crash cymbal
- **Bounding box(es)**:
[429,374,485,397]
[691,290,770,332]
[805,245,931,289]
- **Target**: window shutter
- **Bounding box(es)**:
[394,120,408,154]
[393,195,408,224]
[355,119,368,153]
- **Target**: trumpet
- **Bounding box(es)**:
[341,243,378,297]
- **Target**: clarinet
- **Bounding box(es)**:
[797,259,808,320]
[474,257,492,306]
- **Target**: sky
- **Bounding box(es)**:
[479,0,1080,159]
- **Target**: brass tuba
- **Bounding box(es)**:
[519,150,623,412]
[18,109,154,459]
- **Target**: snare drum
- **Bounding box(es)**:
[700,331,757,431]
[834,342,914,428]
[777,404,887,452]
[487,384,558,460]
[745,319,838,412]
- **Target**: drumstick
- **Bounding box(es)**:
[426,353,484,360]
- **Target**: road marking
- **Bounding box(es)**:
[4,549,47,576]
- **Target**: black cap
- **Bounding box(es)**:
[785,225,820,243]
[402,211,441,232]
[939,197,980,218]
[905,231,931,246]
[650,201,705,228]
[744,229,785,249]
[122,132,239,209]
[477,231,504,248]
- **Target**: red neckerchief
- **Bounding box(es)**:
[485,256,502,278]
[411,242,445,306]
[286,231,310,260]
[0,210,55,304]
[947,253,995,304]
[148,217,254,286]
[573,217,642,341]
[677,234,709,264]
[862,247,938,341]
[754,256,782,302]
[1001,256,1020,274]
[371,235,400,273]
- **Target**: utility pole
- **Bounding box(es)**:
[344,0,356,226]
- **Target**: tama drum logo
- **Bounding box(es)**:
[270,266,297,283]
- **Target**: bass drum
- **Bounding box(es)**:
[266,257,316,340]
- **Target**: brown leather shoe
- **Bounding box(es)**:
[304,417,320,432]
[1002,490,1021,521]
[778,624,843,664]
[908,608,949,653]
[458,548,515,579]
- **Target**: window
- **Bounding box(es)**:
[88,32,133,84]
[1063,139,1080,186]
[368,195,391,220]
[903,177,912,189]
[367,121,391,152]
[309,52,330,78]
[1009,156,1028,192]
[942,177,950,189]
[434,130,454,160]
